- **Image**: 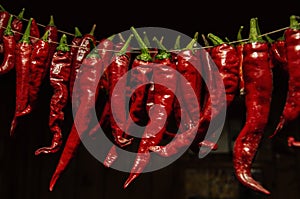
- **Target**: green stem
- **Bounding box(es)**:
[86,39,100,58]
[225,37,231,43]
[117,34,133,56]
[174,35,181,50]
[89,24,96,36]
[248,18,259,43]
[153,36,171,60]
[0,4,6,11]
[185,32,198,50]
[201,34,210,47]
[207,33,224,46]
[4,15,13,36]
[159,36,164,44]
[130,26,152,61]
[74,27,82,38]
[19,18,32,44]
[255,17,265,42]
[17,8,25,20]
[107,34,115,41]
[290,15,300,30]
[118,33,125,43]
[237,26,243,41]
[56,34,70,52]
[143,31,151,48]
[48,15,55,27]
[42,30,50,42]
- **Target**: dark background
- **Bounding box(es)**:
[1,0,300,199]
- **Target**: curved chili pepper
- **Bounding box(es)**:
[22,30,50,114]
[233,18,272,195]
[35,34,72,155]
[0,4,9,43]
[11,8,25,42]
[10,18,33,136]
[70,27,83,59]
[30,18,40,44]
[124,36,177,188]
[69,24,96,100]
[44,15,58,74]
[236,26,246,95]
[49,41,103,191]
[270,16,300,140]
[0,15,16,75]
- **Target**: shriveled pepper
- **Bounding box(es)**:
[35,34,72,155]
[0,15,16,75]
[233,18,272,195]
[44,15,58,73]
[11,8,25,42]
[236,26,246,95]
[30,18,40,44]
[10,18,33,136]
[0,4,9,42]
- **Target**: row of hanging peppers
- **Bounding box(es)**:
[1,4,300,196]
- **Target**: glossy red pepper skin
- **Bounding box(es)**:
[44,16,58,75]
[270,39,287,71]
[0,6,9,43]
[0,15,16,75]
[30,18,40,44]
[49,44,103,191]
[11,8,25,42]
[237,44,245,95]
[271,16,300,138]
[35,34,72,155]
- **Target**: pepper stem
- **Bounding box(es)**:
[130,26,152,61]
[4,15,13,36]
[185,32,199,50]
[174,35,181,50]
[0,4,5,11]
[290,15,300,30]
[207,33,225,46]
[159,36,164,44]
[86,39,100,58]
[56,34,70,52]
[107,34,115,41]
[249,18,259,43]
[143,31,151,48]
[117,34,133,56]
[17,8,25,20]
[19,18,32,44]
[237,26,244,41]
[48,15,55,27]
[153,36,171,60]
[118,33,125,43]
[89,24,96,36]
[255,18,265,42]
[201,34,210,47]
[42,30,50,42]
[74,27,82,38]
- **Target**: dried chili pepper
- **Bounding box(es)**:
[0,15,16,75]
[236,26,246,95]
[35,34,72,155]
[11,8,25,42]
[49,40,103,191]
[70,27,82,59]
[20,30,50,115]
[44,15,58,72]
[0,4,9,43]
[270,16,300,140]
[124,36,178,188]
[69,24,96,100]
[233,18,272,195]
[30,18,40,44]
[10,18,33,136]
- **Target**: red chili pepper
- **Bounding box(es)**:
[30,18,40,44]
[49,41,103,191]
[20,30,50,115]
[233,18,272,195]
[44,15,58,73]
[0,4,9,43]
[70,27,83,59]
[270,16,300,140]
[0,15,16,75]
[9,18,33,136]
[236,26,246,95]
[69,24,96,100]
[35,34,72,155]
[11,8,25,42]
[124,36,178,188]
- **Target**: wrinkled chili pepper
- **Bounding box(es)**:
[0,4,9,42]
[233,18,272,195]
[49,40,103,191]
[35,34,72,155]
[10,18,33,136]
[30,18,40,44]
[70,27,83,59]
[0,15,16,75]
[270,16,300,140]
[44,15,58,72]
[11,8,25,42]
[124,36,178,188]
[20,30,50,115]
[236,26,246,95]
[69,24,96,100]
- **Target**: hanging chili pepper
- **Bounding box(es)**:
[11,8,25,42]
[30,18,40,44]
[236,26,246,95]
[44,15,58,72]
[0,4,9,43]
[49,40,103,191]
[10,18,33,136]
[233,18,272,195]
[70,27,82,59]
[0,15,16,75]
[270,16,300,139]
[124,36,178,188]
[35,34,72,155]
[20,30,50,115]
[69,24,96,100]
